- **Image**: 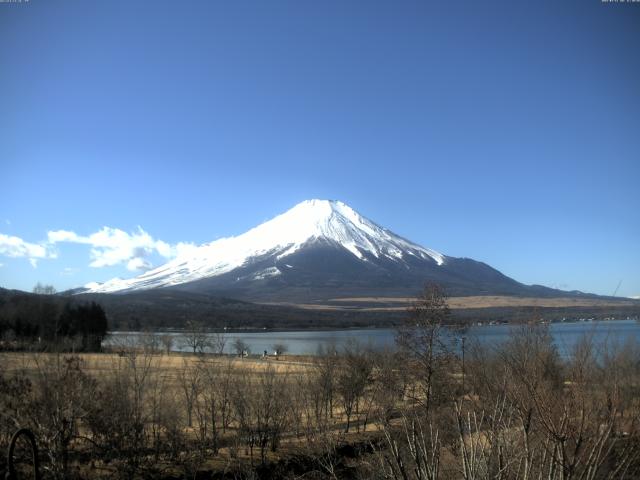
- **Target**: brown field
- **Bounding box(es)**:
[0,350,371,476]
[265,295,638,311]
[0,350,316,377]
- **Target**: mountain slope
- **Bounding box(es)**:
[81,199,576,301]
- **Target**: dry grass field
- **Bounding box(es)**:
[0,350,317,383]
[0,349,378,477]
[265,294,638,312]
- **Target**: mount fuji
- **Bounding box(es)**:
[81,200,565,301]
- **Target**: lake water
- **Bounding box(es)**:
[105,318,640,357]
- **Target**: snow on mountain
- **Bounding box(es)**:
[83,199,445,293]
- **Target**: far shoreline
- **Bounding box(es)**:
[107,315,640,336]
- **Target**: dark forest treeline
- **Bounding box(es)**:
[2,287,639,332]
[67,290,640,331]
[0,289,108,351]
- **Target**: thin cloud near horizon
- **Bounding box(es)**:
[0,227,194,272]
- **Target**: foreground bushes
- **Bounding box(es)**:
[2,324,640,479]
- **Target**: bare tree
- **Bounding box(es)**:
[315,343,339,422]
[0,366,32,470]
[1,316,638,479]
[85,349,160,479]
[27,354,96,480]
[140,330,160,353]
[455,324,640,480]
[372,348,408,424]
[160,334,174,355]
[210,331,227,355]
[181,320,211,354]
[177,358,201,428]
[396,283,454,414]
[376,406,442,480]
[196,358,223,453]
[336,341,372,433]
[33,283,57,295]
[232,338,249,357]
[231,365,291,465]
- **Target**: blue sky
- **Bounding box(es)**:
[0,0,638,297]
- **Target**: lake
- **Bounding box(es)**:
[105,318,640,357]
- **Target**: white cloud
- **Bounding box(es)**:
[126,257,153,271]
[0,233,48,258]
[0,233,57,267]
[47,230,81,243]
[47,226,194,271]
[1,227,193,273]
[173,241,199,258]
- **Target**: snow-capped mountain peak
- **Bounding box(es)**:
[83,199,445,293]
